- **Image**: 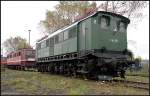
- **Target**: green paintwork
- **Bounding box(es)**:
[49,47,54,56]
[37,47,49,58]
[91,13,128,51]
[36,11,130,59]
[78,18,92,51]
[54,26,77,55]
[62,37,77,54]
[54,43,62,55]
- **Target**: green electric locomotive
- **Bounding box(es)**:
[36,11,136,80]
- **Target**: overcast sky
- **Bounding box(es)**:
[1,1,149,59]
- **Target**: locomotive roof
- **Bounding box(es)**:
[7,48,35,56]
[37,11,130,43]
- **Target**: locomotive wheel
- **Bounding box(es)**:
[42,65,44,72]
[54,66,57,74]
[46,65,48,72]
[39,66,41,72]
[72,65,77,78]
[44,65,47,72]
[40,65,42,72]
[45,65,48,72]
[20,66,22,71]
[120,69,125,78]
[16,66,18,70]
[64,64,68,75]
[19,66,21,70]
[47,65,49,72]
[41,65,43,72]
[37,66,40,72]
[66,65,70,77]
[44,65,46,72]
[17,66,19,70]
[59,65,62,75]
[83,73,89,80]
[23,66,25,71]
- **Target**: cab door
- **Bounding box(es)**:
[49,37,54,56]
[79,22,86,51]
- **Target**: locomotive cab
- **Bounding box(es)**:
[91,11,130,52]
[78,11,132,79]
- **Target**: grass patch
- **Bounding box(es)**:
[110,85,149,95]
[68,84,88,95]
[126,64,149,77]
[1,64,6,72]
[2,77,38,94]
[126,76,149,83]
[1,69,149,95]
[113,75,149,83]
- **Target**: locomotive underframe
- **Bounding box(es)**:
[36,49,134,80]
[7,61,36,70]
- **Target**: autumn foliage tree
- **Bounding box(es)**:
[3,36,31,54]
[40,1,97,34]
[40,1,148,34]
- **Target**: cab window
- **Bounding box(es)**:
[26,50,35,58]
[10,54,12,58]
[113,21,118,32]
[37,43,41,49]
[69,27,76,38]
[49,37,54,47]
[54,35,59,44]
[18,52,21,56]
[64,31,69,40]
[41,41,46,48]
[58,32,63,42]
[100,16,110,29]
[26,51,32,56]
[46,39,49,47]
[119,22,126,32]
[116,21,126,32]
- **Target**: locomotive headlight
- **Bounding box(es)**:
[110,39,118,43]
[114,39,118,43]
[94,20,97,24]
[113,28,117,32]
[28,58,35,61]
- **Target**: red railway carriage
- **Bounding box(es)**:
[7,48,36,70]
[1,55,7,65]
[1,56,7,70]
[1,61,7,65]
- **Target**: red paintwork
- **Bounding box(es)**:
[1,56,7,65]
[6,48,36,67]
[1,60,7,65]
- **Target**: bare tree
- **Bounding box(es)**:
[98,1,148,27]
[3,36,32,54]
[98,1,147,17]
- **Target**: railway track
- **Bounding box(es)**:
[59,75,149,90]
[112,79,149,90]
